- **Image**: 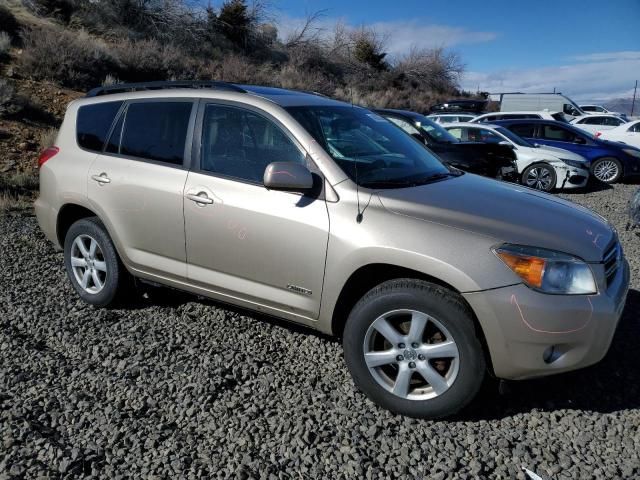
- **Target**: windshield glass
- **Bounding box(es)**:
[412,115,460,144]
[286,106,452,188]
[494,127,534,147]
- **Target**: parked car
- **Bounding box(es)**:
[500,93,585,119]
[494,119,640,183]
[580,104,622,116]
[35,81,629,419]
[571,114,627,134]
[429,99,486,114]
[596,120,640,149]
[443,122,590,191]
[427,113,476,124]
[376,109,518,181]
[471,111,567,123]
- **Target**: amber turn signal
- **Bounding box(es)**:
[495,251,546,288]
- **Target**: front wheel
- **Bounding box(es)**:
[591,157,622,184]
[343,279,486,419]
[522,163,556,192]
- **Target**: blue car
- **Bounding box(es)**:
[493,119,640,184]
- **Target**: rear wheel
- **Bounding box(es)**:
[343,279,486,419]
[591,157,622,184]
[522,163,556,192]
[64,217,129,307]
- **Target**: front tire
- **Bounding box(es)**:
[64,217,128,307]
[522,163,556,192]
[343,279,486,419]
[591,157,622,184]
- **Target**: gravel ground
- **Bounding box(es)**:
[1,183,639,480]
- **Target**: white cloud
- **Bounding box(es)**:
[462,51,640,102]
[276,14,497,57]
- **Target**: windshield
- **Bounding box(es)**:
[412,115,460,144]
[494,127,534,147]
[286,106,452,188]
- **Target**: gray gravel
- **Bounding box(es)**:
[1,183,640,479]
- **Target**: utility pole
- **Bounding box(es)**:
[632,80,638,116]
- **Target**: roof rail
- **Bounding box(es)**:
[85,80,246,97]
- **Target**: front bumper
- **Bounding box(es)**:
[463,258,629,380]
[554,164,589,189]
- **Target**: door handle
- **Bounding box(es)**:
[91,173,111,184]
[186,192,214,205]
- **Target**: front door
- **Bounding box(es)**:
[183,102,330,320]
[535,123,593,159]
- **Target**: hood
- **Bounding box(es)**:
[535,145,587,162]
[378,174,613,262]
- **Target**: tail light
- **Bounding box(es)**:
[38,146,59,167]
[595,131,602,138]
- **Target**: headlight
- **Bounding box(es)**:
[623,148,640,159]
[493,244,596,294]
[560,158,586,169]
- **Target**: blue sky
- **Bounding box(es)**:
[265,0,640,101]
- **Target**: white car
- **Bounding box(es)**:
[579,104,620,115]
[427,113,476,124]
[443,122,590,192]
[571,114,627,134]
[596,120,640,149]
[470,111,566,123]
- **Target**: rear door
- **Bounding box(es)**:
[182,101,330,319]
[87,99,196,280]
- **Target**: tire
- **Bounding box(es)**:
[521,163,556,192]
[343,279,486,419]
[63,217,129,307]
[591,157,622,184]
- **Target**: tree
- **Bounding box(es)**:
[218,0,251,49]
[351,28,388,72]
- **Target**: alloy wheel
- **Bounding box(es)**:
[525,166,554,191]
[363,309,460,400]
[593,160,619,183]
[70,234,107,294]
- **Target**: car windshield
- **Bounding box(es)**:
[286,105,454,188]
[412,115,460,144]
[494,127,534,147]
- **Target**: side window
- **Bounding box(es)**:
[605,117,623,126]
[470,128,502,143]
[447,128,463,140]
[563,104,581,116]
[76,101,123,152]
[510,124,536,138]
[388,117,421,136]
[114,102,192,165]
[629,123,640,133]
[200,104,305,183]
[542,125,577,142]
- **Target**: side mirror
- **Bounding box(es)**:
[264,162,314,192]
[573,137,587,144]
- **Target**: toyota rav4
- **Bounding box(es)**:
[35,81,630,418]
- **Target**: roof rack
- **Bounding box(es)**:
[85,80,246,97]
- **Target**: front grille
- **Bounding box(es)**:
[603,241,620,287]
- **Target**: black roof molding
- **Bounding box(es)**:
[86,80,246,97]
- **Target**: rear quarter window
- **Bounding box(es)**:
[76,101,123,152]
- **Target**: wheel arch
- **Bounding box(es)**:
[56,203,100,246]
[329,263,493,373]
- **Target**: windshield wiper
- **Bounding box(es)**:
[360,172,459,189]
